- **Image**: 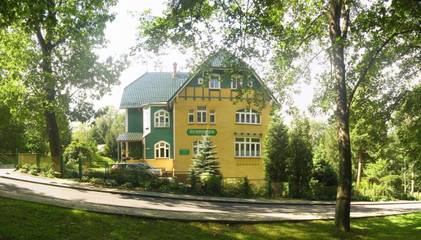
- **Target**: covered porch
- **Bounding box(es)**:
[116,132,144,161]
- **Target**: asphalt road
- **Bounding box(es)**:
[0,176,420,222]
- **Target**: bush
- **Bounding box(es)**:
[63,141,94,170]
[202,174,222,196]
[19,163,31,173]
[89,178,105,186]
[240,177,252,197]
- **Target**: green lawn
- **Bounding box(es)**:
[0,197,419,240]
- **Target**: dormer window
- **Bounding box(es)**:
[154,109,170,128]
[209,74,221,89]
[231,75,242,89]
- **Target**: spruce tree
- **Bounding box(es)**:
[190,135,220,177]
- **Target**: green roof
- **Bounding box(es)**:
[120,72,189,109]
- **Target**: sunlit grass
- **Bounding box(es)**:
[0,197,419,240]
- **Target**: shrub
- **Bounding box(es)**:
[19,163,31,173]
[89,178,105,185]
[121,182,134,189]
[29,165,40,176]
[240,177,252,197]
[202,174,222,196]
[63,141,94,170]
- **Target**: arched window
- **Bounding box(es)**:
[154,110,169,128]
[154,141,170,159]
[235,109,261,124]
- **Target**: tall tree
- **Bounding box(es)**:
[264,116,289,196]
[138,0,420,232]
[394,85,421,194]
[0,0,126,172]
[288,117,313,198]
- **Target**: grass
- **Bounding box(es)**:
[0,197,419,240]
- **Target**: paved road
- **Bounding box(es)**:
[0,175,420,222]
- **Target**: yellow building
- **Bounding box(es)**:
[117,49,277,183]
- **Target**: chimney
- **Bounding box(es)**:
[172,62,177,79]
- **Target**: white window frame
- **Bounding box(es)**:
[235,137,261,157]
[197,106,207,124]
[209,74,221,89]
[154,109,170,128]
[188,110,194,124]
[231,75,242,89]
[154,141,170,159]
[192,140,205,156]
[209,110,216,124]
[235,109,261,125]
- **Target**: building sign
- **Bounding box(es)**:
[179,149,190,155]
[186,129,217,136]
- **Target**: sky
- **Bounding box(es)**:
[95,0,317,120]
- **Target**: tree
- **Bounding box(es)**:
[0,0,126,172]
[90,107,125,159]
[189,136,220,177]
[137,0,420,232]
[264,116,289,196]
[288,117,313,198]
[394,85,421,194]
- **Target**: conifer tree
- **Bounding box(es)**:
[190,136,220,177]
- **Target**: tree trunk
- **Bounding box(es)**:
[329,0,352,232]
[411,165,415,195]
[356,151,364,188]
[44,110,61,172]
[39,39,62,173]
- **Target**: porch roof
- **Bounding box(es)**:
[116,132,143,142]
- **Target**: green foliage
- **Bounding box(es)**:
[288,117,313,198]
[312,160,338,187]
[264,116,289,183]
[63,141,94,168]
[189,136,220,177]
[202,174,223,196]
[90,107,125,159]
[310,159,338,200]
[0,0,127,168]
[240,177,252,197]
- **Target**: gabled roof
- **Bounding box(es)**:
[120,49,279,109]
[169,49,279,105]
[120,72,189,109]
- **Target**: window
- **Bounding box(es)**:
[247,80,253,87]
[197,106,207,123]
[197,77,204,85]
[192,140,205,155]
[209,110,216,124]
[209,74,221,89]
[154,141,170,159]
[188,110,194,123]
[231,75,242,89]
[235,109,261,124]
[154,110,169,127]
[235,137,261,157]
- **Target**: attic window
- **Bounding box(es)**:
[209,74,221,89]
[197,77,204,85]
